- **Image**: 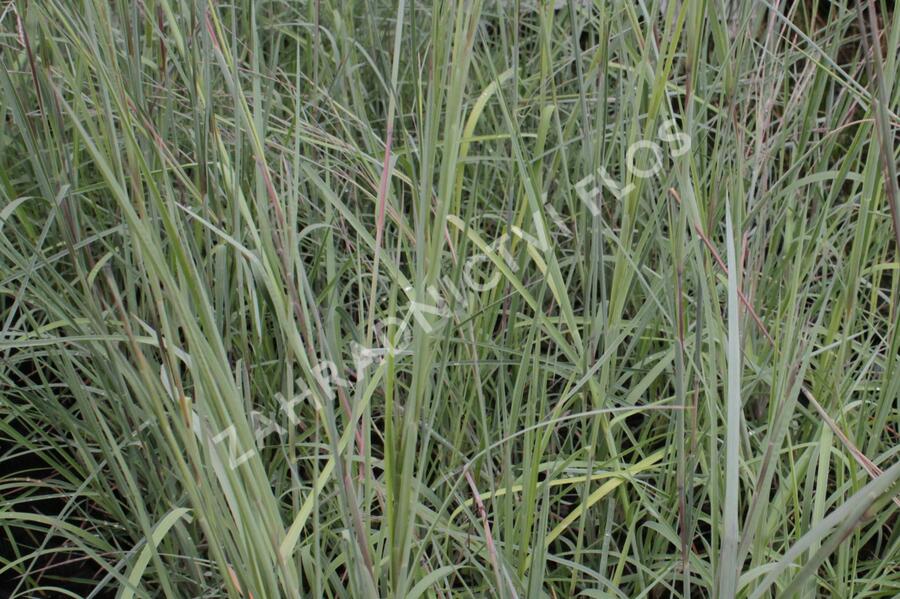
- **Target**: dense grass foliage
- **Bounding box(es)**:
[1,0,899,596]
